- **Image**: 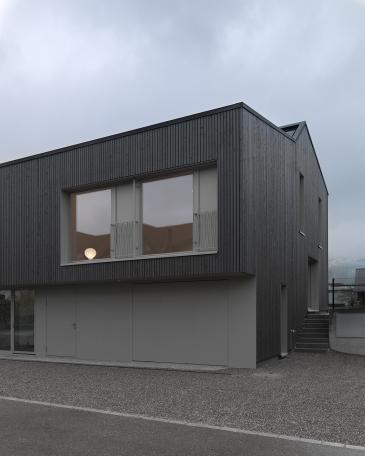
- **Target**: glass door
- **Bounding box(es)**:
[14,290,34,353]
[0,290,11,351]
[0,289,34,353]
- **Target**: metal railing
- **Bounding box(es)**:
[328,278,365,311]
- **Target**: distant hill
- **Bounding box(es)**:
[329,258,365,283]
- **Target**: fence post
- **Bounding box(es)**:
[332,277,335,311]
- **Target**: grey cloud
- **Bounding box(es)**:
[1,0,365,260]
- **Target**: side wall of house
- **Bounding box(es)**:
[241,109,296,362]
[241,110,328,362]
[295,127,328,314]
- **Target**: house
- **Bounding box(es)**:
[0,102,328,368]
[355,268,365,306]
[329,269,365,355]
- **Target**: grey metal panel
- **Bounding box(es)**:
[112,222,135,258]
[75,285,133,361]
[227,277,256,368]
[197,211,218,251]
[34,279,256,367]
[194,167,218,252]
[46,288,76,357]
[133,281,229,365]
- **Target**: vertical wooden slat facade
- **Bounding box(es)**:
[0,102,328,362]
[242,112,328,361]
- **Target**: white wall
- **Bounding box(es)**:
[329,312,365,356]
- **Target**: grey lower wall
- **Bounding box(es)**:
[34,277,256,368]
[329,313,365,356]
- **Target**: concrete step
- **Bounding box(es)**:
[306,314,329,320]
[297,332,329,338]
[303,323,329,328]
[299,332,328,337]
[304,318,329,323]
[296,342,329,349]
[295,311,329,353]
[296,337,329,344]
[304,319,329,324]
[300,325,328,330]
[302,329,329,334]
[295,311,330,353]
[295,347,329,353]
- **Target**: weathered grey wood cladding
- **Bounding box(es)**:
[0,102,328,363]
[246,115,328,361]
[0,105,246,288]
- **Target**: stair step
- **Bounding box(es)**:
[295,347,329,353]
[294,312,330,353]
[297,333,328,339]
[296,337,328,343]
[304,317,329,321]
[296,342,329,349]
[303,324,329,329]
[306,314,329,320]
[300,325,328,330]
[304,319,329,323]
[302,327,329,332]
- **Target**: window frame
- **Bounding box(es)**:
[141,171,194,256]
[0,289,35,355]
[68,187,113,262]
[61,166,218,265]
[318,197,323,248]
[298,173,305,236]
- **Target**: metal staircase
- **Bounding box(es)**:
[295,312,329,353]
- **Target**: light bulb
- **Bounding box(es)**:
[84,247,97,260]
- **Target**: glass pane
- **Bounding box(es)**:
[14,290,34,352]
[0,290,11,351]
[70,189,111,261]
[143,174,193,255]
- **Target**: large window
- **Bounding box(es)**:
[70,189,111,261]
[0,291,11,351]
[143,173,193,255]
[14,290,35,352]
[0,289,34,353]
[65,167,217,263]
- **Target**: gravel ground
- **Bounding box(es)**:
[0,351,364,446]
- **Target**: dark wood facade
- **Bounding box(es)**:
[0,102,328,362]
[243,113,328,361]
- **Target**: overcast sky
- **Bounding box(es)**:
[1,0,364,260]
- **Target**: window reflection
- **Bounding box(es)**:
[70,189,111,261]
[14,290,34,352]
[143,174,193,255]
[0,291,11,351]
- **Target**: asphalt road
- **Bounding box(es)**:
[0,399,363,456]
[1,352,364,445]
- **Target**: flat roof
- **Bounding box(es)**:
[0,101,296,169]
[0,101,328,193]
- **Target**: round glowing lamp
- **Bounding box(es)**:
[84,248,97,260]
